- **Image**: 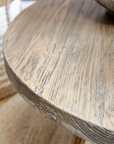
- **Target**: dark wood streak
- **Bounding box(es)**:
[95,0,114,15]
[70,135,85,144]
[3,0,114,143]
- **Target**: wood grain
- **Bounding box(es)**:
[0,94,92,144]
[0,47,15,99]
[3,0,114,143]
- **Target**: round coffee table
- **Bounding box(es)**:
[3,0,114,143]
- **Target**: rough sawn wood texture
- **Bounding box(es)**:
[3,0,114,143]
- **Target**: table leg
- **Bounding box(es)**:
[70,135,85,144]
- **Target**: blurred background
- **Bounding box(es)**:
[0,0,37,50]
[0,0,37,99]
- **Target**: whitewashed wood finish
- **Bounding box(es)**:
[3,0,114,143]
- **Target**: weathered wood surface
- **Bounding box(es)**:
[0,47,15,99]
[0,94,91,144]
[3,0,114,143]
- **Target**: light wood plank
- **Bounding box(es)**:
[3,0,114,143]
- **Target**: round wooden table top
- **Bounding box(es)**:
[3,0,114,143]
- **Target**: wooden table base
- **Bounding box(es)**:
[70,135,94,144]
[70,135,85,144]
[0,94,93,144]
